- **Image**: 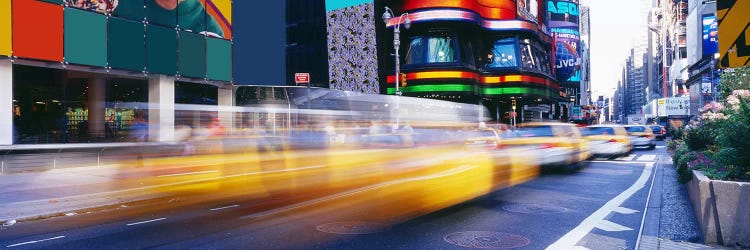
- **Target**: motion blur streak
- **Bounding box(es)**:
[56,92,543,247]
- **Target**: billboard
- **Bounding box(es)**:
[549,0,580,86]
[717,0,750,68]
[65,0,232,40]
[702,14,718,57]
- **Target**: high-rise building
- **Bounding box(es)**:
[580,5,591,106]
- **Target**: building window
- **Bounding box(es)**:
[405,35,458,65]
[679,47,687,59]
[485,38,518,68]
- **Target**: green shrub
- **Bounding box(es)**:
[675,146,698,183]
[666,139,682,151]
[684,125,716,151]
[715,96,750,181]
[672,127,685,140]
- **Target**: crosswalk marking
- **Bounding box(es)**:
[613,207,639,214]
[636,155,656,162]
[596,220,634,232]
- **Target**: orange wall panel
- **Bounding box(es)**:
[12,1,63,62]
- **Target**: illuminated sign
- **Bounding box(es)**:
[548,1,579,15]
[718,0,750,68]
[702,14,718,57]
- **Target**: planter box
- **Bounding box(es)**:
[687,170,750,248]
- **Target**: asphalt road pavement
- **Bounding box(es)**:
[0,142,672,249]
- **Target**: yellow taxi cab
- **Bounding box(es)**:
[464,127,501,150]
[624,125,656,150]
[581,125,632,159]
[501,122,589,171]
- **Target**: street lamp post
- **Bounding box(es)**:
[383,7,411,96]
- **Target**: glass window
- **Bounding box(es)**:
[485,38,517,68]
[625,126,646,133]
[405,35,458,64]
[509,126,555,137]
[582,127,616,136]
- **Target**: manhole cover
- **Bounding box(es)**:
[316,221,386,235]
[502,203,567,214]
[444,231,530,249]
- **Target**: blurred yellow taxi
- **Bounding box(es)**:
[501,122,589,171]
[464,128,500,150]
[581,125,632,159]
[624,125,656,150]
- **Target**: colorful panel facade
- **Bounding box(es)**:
[109,17,145,72]
[12,0,64,62]
[178,31,206,79]
[146,24,177,75]
[326,1,379,94]
[207,37,231,81]
[0,0,10,56]
[65,8,107,67]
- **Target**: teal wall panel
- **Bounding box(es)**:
[39,0,63,4]
[64,8,107,67]
[206,38,231,81]
[178,31,206,79]
[146,24,177,75]
[108,17,145,72]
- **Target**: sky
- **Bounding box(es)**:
[588,0,652,98]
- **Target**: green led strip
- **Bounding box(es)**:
[387,84,477,94]
[482,87,553,96]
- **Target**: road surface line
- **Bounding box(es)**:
[596,220,633,232]
[546,162,654,250]
[158,170,218,177]
[126,217,166,226]
[635,158,660,250]
[210,205,239,211]
[588,161,648,164]
[613,207,639,214]
[6,236,65,248]
[637,154,656,162]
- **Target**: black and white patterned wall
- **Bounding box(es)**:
[326,3,380,94]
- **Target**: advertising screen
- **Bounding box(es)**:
[549,0,580,86]
[65,0,232,40]
[702,14,718,57]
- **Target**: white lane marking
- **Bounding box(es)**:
[635,160,660,250]
[158,170,218,177]
[126,217,166,226]
[587,161,648,164]
[210,205,239,211]
[636,154,656,162]
[655,146,665,149]
[546,163,654,250]
[595,220,634,232]
[613,207,639,214]
[6,236,65,248]
[620,155,636,161]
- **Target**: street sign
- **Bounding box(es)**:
[295,73,310,85]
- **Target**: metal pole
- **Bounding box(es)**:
[394,17,402,96]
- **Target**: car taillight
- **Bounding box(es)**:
[608,139,618,143]
[541,143,555,149]
[661,130,666,135]
[641,135,652,138]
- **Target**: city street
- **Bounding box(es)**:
[0,142,693,250]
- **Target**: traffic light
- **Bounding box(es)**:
[400,73,407,87]
[511,99,517,110]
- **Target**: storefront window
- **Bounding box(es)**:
[405,35,458,65]
[485,38,518,68]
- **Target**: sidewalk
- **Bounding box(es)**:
[638,154,725,250]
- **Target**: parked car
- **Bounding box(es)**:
[624,125,656,150]
[649,125,667,140]
[581,125,632,159]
